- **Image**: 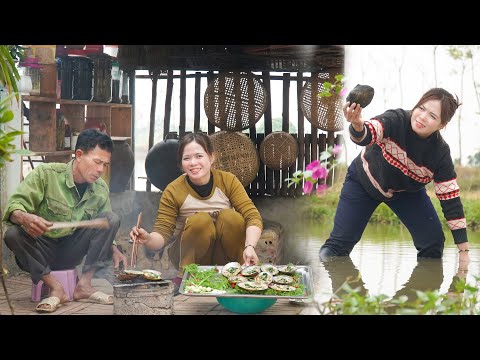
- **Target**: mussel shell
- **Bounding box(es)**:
[269,283,296,292]
[272,275,294,285]
[116,272,138,281]
[346,84,375,108]
[260,264,279,275]
[143,269,162,280]
[255,271,273,284]
[124,269,144,276]
[241,265,261,277]
[221,262,242,277]
[277,264,297,275]
[228,275,248,284]
[236,281,269,292]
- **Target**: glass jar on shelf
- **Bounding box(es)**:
[109,59,121,103]
[20,57,41,96]
[121,70,129,104]
[90,53,112,103]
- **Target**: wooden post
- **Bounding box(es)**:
[296,72,305,196]
[281,73,291,197]
[263,71,273,195]
[179,69,186,138]
[146,70,159,192]
[194,72,201,132]
[163,70,174,136]
[207,71,215,135]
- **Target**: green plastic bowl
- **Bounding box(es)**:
[216,297,277,314]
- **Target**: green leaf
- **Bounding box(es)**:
[303,170,313,178]
[0,110,14,123]
[320,151,331,161]
[335,74,344,81]
[5,130,23,137]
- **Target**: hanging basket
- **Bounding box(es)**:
[204,71,268,131]
[300,74,344,132]
[259,131,298,170]
[209,131,259,186]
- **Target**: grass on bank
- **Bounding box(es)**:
[302,164,480,231]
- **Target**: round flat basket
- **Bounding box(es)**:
[259,131,298,170]
[204,71,268,131]
[209,131,259,187]
[300,75,344,132]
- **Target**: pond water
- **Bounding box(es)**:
[284,222,480,306]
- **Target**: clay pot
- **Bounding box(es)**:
[145,134,183,191]
[110,139,135,192]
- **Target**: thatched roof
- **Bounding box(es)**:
[118,45,344,72]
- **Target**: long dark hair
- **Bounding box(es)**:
[177,132,214,166]
[412,88,461,126]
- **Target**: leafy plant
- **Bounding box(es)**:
[0,94,30,168]
[317,275,480,315]
[317,74,346,98]
[0,44,30,314]
[0,45,21,101]
[285,144,342,196]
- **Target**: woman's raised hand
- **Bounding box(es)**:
[129,226,150,245]
[343,101,364,132]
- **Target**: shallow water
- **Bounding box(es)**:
[285,222,480,305]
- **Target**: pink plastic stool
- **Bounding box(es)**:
[31,269,78,302]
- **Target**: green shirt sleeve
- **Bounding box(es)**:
[2,166,46,224]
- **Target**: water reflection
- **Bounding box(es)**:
[286,222,478,308]
[319,256,469,313]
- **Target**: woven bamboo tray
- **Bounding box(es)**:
[259,131,298,170]
[209,131,259,186]
[300,74,344,132]
[204,71,268,131]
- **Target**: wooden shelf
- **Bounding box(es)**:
[111,136,131,141]
[22,95,132,108]
[29,150,75,156]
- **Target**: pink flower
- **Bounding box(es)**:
[312,166,328,180]
[332,144,343,155]
[306,160,320,171]
[339,87,348,98]
[316,183,328,197]
[303,181,313,195]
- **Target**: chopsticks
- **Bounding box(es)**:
[130,212,142,268]
[49,218,109,230]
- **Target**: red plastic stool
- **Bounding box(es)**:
[31,269,78,302]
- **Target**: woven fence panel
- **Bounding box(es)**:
[204,71,268,131]
[300,74,344,132]
[209,131,259,186]
[259,131,298,170]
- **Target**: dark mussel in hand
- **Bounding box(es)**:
[346,84,375,108]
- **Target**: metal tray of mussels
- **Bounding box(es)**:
[179,265,314,299]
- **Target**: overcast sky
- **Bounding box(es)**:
[343,45,480,165]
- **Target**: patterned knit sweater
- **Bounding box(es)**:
[153,169,263,243]
[349,108,467,244]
